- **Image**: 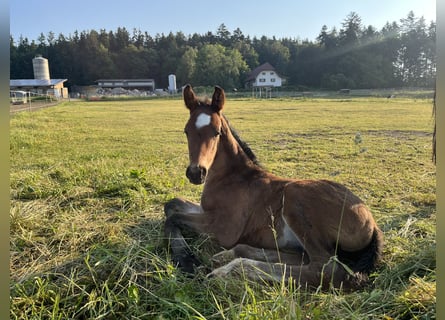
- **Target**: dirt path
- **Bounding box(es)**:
[10,101,60,114]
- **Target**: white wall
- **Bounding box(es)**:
[255,70,282,87]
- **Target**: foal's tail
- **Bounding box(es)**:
[338,227,384,275]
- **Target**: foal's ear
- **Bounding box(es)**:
[183,84,198,111]
[211,86,225,112]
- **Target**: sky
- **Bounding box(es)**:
[10,0,436,43]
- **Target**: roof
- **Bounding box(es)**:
[10,79,67,87]
[245,62,278,82]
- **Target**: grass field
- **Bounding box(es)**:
[10,96,435,319]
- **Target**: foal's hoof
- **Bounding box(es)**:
[207,258,243,279]
[173,252,201,274]
[207,266,231,279]
[211,250,236,268]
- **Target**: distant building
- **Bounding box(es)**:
[10,79,68,98]
[9,55,68,98]
[245,62,283,88]
[96,79,155,91]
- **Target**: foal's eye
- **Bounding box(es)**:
[214,130,221,137]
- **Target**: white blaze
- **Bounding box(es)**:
[195,113,211,129]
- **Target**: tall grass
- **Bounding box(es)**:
[10,97,435,319]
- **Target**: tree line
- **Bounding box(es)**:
[10,11,436,90]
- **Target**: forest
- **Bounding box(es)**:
[10,11,436,91]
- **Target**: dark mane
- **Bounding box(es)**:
[222,114,260,166]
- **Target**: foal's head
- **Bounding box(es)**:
[183,85,225,184]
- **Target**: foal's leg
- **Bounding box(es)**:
[209,257,362,290]
[164,197,202,217]
[164,198,203,273]
[212,244,308,268]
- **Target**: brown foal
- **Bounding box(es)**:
[164,85,383,290]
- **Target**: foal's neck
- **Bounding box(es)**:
[208,117,257,181]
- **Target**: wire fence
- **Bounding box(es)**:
[10,91,62,114]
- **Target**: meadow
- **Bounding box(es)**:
[10,96,436,319]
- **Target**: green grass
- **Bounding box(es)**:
[10,97,435,319]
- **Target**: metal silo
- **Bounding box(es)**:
[33,55,50,80]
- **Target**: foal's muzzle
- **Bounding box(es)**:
[186,165,207,185]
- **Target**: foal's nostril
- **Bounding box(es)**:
[200,167,207,180]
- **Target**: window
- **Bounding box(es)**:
[259,78,266,82]
[270,72,275,75]
[271,78,276,82]
[262,72,266,75]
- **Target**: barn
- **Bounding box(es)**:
[10,79,68,98]
[10,55,68,98]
